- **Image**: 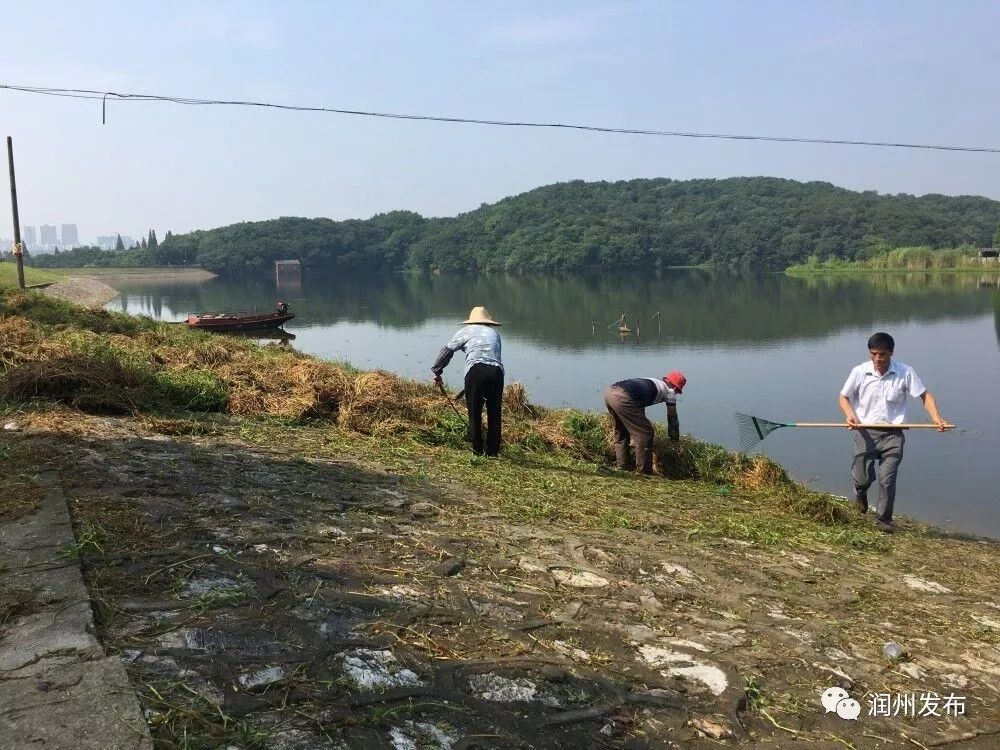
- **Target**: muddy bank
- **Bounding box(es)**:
[39,276,120,307]
[60,267,217,282]
[3,410,998,749]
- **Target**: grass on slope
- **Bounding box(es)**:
[0,261,65,288]
[0,288,892,551]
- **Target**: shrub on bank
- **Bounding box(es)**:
[788,244,983,273]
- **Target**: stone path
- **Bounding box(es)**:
[3,415,1000,748]
[0,472,151,749]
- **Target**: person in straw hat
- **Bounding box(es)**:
[603,371,687,474]
[431,306,505,457]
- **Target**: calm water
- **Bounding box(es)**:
[106,270,1000,538]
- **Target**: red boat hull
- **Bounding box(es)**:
[186,312,295,332]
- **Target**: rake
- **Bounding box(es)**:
[734,412,955,452]
[436,381,467,424]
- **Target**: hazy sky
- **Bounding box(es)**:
[2,1,999,243]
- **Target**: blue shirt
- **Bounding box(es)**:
[433,324,503,376]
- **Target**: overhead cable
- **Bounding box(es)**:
[2,83,998,154]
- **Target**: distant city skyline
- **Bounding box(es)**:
[18,222,82,250]
[17,222,146,251]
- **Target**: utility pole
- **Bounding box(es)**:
[6,137,25,289]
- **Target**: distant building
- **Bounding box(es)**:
[40,224,58,245]
[275,259,302,283]
[61,224,79,247]
[96,234,134,250]
[22,226,36,246]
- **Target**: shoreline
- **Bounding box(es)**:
[56,266,217,282]
[786,265,1000,276]
[37,277,121,307]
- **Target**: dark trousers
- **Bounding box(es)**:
[852,429,905,523]
[604,386,654,473]
[464,363,503,456]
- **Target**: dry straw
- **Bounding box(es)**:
[0,302,789,489]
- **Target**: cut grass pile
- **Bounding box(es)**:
[0,289,890,548]
[0,290,790,485]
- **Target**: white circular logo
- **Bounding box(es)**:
[836,698,861,721]
[821,686,849,713]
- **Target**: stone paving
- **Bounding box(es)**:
[0,471,151,749]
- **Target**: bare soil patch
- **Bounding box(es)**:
[39,277,120,307]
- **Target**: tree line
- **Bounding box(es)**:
[25,177,1000,274]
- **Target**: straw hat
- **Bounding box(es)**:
[462,306,502,326]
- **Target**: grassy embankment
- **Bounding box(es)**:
[0,261,66,288]
[0,288,905,553]
[786,245,1000,275]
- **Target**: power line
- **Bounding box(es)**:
[3,83,999,154]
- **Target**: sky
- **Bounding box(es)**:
[2,0,999,244]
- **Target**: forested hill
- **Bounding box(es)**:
[33,177,1000,274]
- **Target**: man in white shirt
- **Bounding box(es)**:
[838,332,949,532]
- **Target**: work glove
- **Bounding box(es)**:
[667,414,680,442]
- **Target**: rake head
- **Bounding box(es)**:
[733,412,789,452]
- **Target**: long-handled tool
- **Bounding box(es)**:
[437,381,467,423]
[734,412,956,452]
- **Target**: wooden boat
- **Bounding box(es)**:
[186,309,294,332]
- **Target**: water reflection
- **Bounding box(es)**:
[108,269,998,349]
[226,330,297,343]
[995,293,1000,347]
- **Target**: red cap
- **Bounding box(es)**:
[664,370,686,394]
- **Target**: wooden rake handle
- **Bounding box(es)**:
[436,381,467,421]
[793,422,956,429]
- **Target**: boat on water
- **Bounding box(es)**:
[186,302,294,333]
